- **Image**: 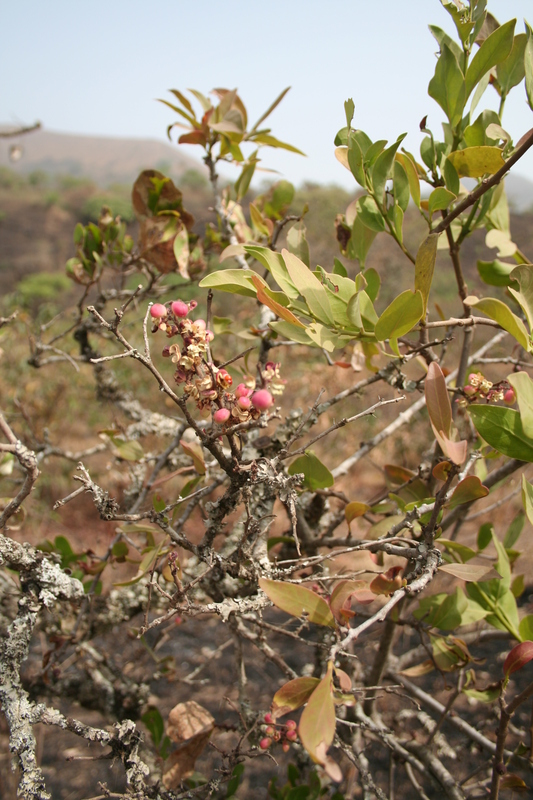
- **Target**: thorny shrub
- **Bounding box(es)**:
[3,3,533,799]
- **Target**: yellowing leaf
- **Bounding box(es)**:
[345,501,370,528]
[438,563,496,581]
[271,677,320,719]
[415,233,439,316]
[447,146,505,177]
[298,662,336,768]
[180,439,206,475]
[258,578,336,627]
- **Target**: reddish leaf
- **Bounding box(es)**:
[399,660,435,677]
[259,578,336,627]
[447,476,489,509]
[433,461,452,481]
[271,677,320,719]
[500,774,528,791]
[298,662,337,770]
[425,362,452,438]
[163,701,214,789]
[384,464,416,485]
[329,580,375,624]
[503,641,533,677]
[178,131,207,146]
[334,667,352,691]
[370,566,404,596]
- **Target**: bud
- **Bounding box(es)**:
[251,390,274,411]
[171,300,189,318]
[259,737,272,750]
[150,303,167,319]
[213,408,231,424]
[504,389,516,405]
[463,385,476,396]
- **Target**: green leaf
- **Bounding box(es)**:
[288,451,334,491]
[519,615,533,642]
[429,24,464,64]
[526,24,533,111]
[415,233,439,317]
[465,19,516,100]
[344,98,355,128]
[447,476,489,510]
[464,295,529,351]
[113,438,144,462]
[415,587,467,630]
[374,289,423,341]
[258,579,336,627]
[428,187,456,216]
[478,522,493,551]
[282,249,335,326]
[269,320,313,346]
[298,662,337,767]
[469,404,533,461]
[393,160,410,212]
[504,512,525,549]
[447,146,505,177]
[272,677,321,718]
[428,44,466,127]
[356,195,386,232]
[521,474,533,527]
[286,221,310,267]
[250,133,305,155]
[396,153,420,208]
[508,265,533,332]
[476,259,515,286]
[349,215,378,267]
[142,706,165,747]
[508,372,533,437]
[371,134,407,202]
[199,269,257,298]
[496,33,527,95]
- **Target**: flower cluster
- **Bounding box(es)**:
[150,300,284,425]
[259,713,299,753]
[461,372,516,405]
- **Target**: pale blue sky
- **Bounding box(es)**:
[2,0,532,188]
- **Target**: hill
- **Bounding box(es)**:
[0,127,204,186]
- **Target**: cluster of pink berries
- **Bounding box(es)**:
[150,300,283,424]
[462,372,516,405]
[259,713,298,753]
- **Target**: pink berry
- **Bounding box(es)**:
[194,318,207,330]
[286,729,298,741]
[171,300,189,318]
[259,737,272,750]
[264,713,274,724]
[251,390,273,411]
[504,389,516,405]
[286,720,297,731]
[213,408,231,424]
[281,742,290,753]
[206,329,215,342]
[463,385,476,396]
[238,396,251,410]
[150,303,167,319]
[265,726,275,736]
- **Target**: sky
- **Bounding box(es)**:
[2,0,533,189]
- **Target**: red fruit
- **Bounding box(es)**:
[504,389,516,405]
[251,390,273,410]
[259,737,272,750]
[213,408,231,424]
[171,300,189,318]
[238,396,251,410]
[236,383,251,398]
[264,712,274,724]
[286,729,298,741]
[150,303,167,319]
[286,720,297,731]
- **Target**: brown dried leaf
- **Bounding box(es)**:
[163,701,215,790]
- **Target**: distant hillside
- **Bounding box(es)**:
[0,127,205,186]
